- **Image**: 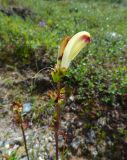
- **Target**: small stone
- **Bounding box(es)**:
[107,140,113,146]
[88,145,98,157]
[0,150,2,154]
[71,136,81,150]
[48,136,53,142]
[20,156,28,160]
[86,129,96,144]
[39,157,43,160]
[59,137,65,148]
[69,95,75,102]
[61,121,68,130]
[0,107,9,117]
[0,141,4,147]
[5,142,10,149]
[70,103,78,111]
[97,117,106,126]
[23,102,32,113]
[77,122,83,127]
[97,141,106,153]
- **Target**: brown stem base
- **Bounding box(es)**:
[55,129,59,160]
[20,122,30,160]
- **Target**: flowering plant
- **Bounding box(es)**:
[51,31,91,159]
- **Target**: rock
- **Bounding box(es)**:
[0,141,4,147]
[0,106,9,118]
[71,136,82,150]
[77,122,83,128]
[4,142,10,149]
[0,98,4,104]
[0,150,2,154]
[97,141,106,153]
[97,117,106,126]
[20,156,28,160]
[23,102,32,113]
[59,135,65,148]
[69,95,75,102]
[107,139,113,146]
[61,121,68,130]
[86,129,96,144]
[88,145,98,158]
[69,103,78,112]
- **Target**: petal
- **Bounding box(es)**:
[57,36,71,67]
[61,31,91,69]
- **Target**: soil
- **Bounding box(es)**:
[0,65,127,160]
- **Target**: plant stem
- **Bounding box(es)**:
[20,118,30,160]
[55,82,61,160]
[55,128,59,160]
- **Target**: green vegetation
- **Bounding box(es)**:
[0,0,127,106]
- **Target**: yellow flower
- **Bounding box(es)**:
[57,31,91,70]
[52,31,91,82]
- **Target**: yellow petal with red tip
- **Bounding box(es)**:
[61,31,91,70]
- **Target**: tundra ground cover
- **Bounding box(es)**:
[0,0,127,159]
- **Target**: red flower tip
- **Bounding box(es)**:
[81,35,91,43]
